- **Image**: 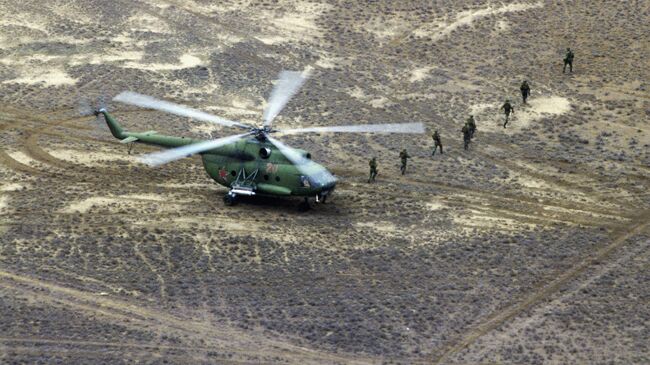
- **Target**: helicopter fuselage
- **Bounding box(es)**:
[100,110,336,200]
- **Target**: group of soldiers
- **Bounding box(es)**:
[367,49,575,183]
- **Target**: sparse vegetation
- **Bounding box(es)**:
[0,0,648,364]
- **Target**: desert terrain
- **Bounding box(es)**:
[0,0,648,364]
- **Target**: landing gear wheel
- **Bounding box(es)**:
[223,193,237,206]
[298,198,311,212]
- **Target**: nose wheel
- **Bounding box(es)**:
[298,197,311,212]
[223,192,237,206]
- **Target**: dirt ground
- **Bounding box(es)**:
[0,0,648,364]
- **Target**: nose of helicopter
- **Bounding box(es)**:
[309,168,337,201]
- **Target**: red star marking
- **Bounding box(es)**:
[218,169,228,180]
[266,163,277,173]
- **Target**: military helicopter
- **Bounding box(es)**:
[97,69,424,210]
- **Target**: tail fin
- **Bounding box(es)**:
[96,108,127,139]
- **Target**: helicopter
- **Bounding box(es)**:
[96,69,425,210]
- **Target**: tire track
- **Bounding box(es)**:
[429,211,650,364]
[0,344,237,364]
[10,106,634,229]
[2,118,633,235]
[0,269,377,365]
[340,169,635,227]
[0,150,40,174]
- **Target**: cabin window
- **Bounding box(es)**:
[275,176,280,182]
[300,176,311,188]
[263,174,269,181]
[231,170,236,176]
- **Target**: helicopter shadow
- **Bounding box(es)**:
[222,194,345,216]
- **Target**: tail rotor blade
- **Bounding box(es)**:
[78,97,93,116]
[97,95,107,111]
[114,91,251,130]
[138,132,252,167]
[263,69,310,128]
[278,122,426,135]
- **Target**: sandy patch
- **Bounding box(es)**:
[409,67,434,83]
[124,53,203,71]
[368,97,392,109]
[0,16,48,32]
[356,221,397,233]
[315,55,344,69]
[69,50,145,66]
[414,2,543,40]
[271,3,328,35]
[2,67,77,87]
[203,96,261,118]
[0,10,91,46]
[453,209,538,231]
[251,2,330,44]
[345,86,393,109]
[541,205,628,222]
[517,96,571,126]
[48,149,136,166]
[7,151,41,167]
[63,193,166,213]
[507,170,552,189]
[363,16,411,40]
[255,36,287,45]
[136,0,174,10]
[502,159,612,209]
[468,96,571,130]
[127,13,171,34]
[347,86,367,100]
[1,183,24,192]
[469,102,493,116]
[0,53,78,87]
[453,210,521,230]
[0,195,8,211]
[425,201,446,211]
[190,123,219,137]
[495,20,510,32]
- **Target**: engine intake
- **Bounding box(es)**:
[259,147,272,158]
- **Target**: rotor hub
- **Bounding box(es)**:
[253,126,272,141]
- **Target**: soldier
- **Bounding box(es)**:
[520,80,530,104]
[563,47,574,73]
[399,149,410,175]
[501,99,514,128]
[462,124,471,150]
[432,130,443,156]
[467,115,477,139]
[368,157,378,183]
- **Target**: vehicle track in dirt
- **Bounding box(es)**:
[428,211,650,364]
[4,107,633,233]
[0,269,379,365]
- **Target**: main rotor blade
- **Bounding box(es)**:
[263,69,310,128]
[114,91,251,130]
[267,136,336,186]
[278,122,426,135]
[138,132,252,167]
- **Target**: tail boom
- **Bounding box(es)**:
[98,109,203,148]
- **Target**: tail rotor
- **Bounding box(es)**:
[78,95,109,131]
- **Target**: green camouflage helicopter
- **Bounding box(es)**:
[97,70,424,210]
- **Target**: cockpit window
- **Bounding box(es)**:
[300,175,311,188]
[306,170,336,187]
